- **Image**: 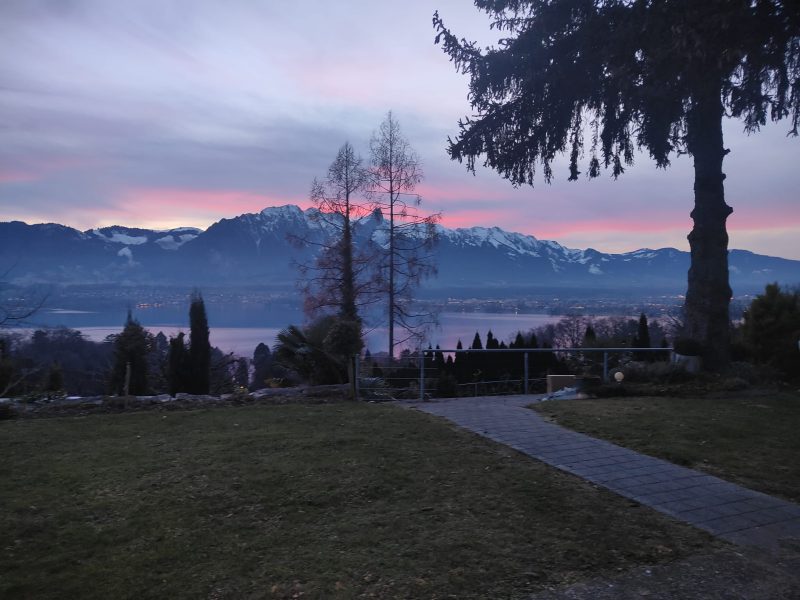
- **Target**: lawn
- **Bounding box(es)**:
[533,390,800,504]
[1,402,715,599]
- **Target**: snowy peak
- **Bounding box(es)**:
[440,225,542,255]
[259,204,306,221]
[88,226,201,250]
[153,229,201,250]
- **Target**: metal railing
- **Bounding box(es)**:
[357,346,672,401]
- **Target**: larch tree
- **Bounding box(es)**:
[434,1,800,370]
[300,142,375,323]
[369,111,440,359]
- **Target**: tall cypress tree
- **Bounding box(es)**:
[188,291,211,395]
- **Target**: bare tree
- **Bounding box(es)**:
[369,111,440,359]
[0,266,48,329]
[299,142,377,322]
[551,315,588,349]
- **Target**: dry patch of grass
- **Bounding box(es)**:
[2,402,714,599]
[534,390,800,503]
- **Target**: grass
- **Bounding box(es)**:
[533,390,800,503]
[1,402,715,599]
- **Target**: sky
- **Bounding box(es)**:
[1,0,798,259]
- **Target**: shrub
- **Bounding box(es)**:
[323,319,363,358]
[741,283,800,381]
[673,338,703,356]
[0,401,17,420]
[275,316,359,385]
[617,361,696,384]
[435,372,459,398]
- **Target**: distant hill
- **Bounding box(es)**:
[2,205,798,294]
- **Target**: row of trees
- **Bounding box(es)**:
[0,291,286,398]
[297,111,439,361]
[365,285,800,397]
[109,292,212,396]
[1,282,796,398]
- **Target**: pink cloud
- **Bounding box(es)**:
[727,209,800,231]
[438,209,515,230]
[0,156,97,184]
[98,187,312,229]
[0,170,38,183]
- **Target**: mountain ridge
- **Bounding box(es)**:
[2,206,798,293]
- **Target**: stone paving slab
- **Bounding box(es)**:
[399,394,800,551]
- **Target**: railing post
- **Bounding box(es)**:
[524,352,529,395]
[603,351,609,382]
[419,347,424,402]
[354,355,360,399]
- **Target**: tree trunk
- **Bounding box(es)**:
[388,192,395,361]
[341,201,357,321]
[685,82,733,371]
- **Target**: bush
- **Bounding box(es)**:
[435,372,459,398]
[593,383,631,397]
[275,316,359,385]
[323,319,363,357]
[722,361,781,386]
[741,283,800,381]
[0,401,17,420]
[616,361,696,384]
[673,338,703,356]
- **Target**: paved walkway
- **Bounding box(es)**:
[400,394,800,551]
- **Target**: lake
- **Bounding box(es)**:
[13,312,562,357]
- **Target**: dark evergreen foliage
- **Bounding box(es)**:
[434,1,800,370]
[632,313,653,361]
[4,328,113,396]
[42,362,63,394]
[741,283,800,379]
[584,325,597,347]
[274,316,348,385]
[149,331,169,393]
[470,331,483,350]
[109,311,152,395]
[168,332,189,396]
[209,347,236,395]
[250,342,274,391]
[188,291,211,395]
[434,344,446,374]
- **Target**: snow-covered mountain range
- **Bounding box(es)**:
[2,205,798,293]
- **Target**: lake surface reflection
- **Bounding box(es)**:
[50,312,562,357]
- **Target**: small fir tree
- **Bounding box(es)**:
[110,310,151,396]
